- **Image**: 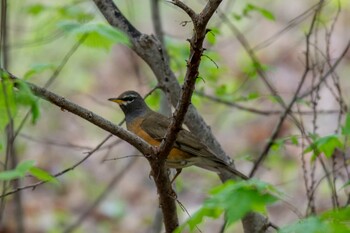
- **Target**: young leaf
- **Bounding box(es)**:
[0,76,17,132]
[316,135,343,157]
[304,135,343,159]
[16,160,36,175]
[25,3,46,16]
[177,180,279,232]
[0,170,22,181]
[29,167,58,184]
[290,135,299,146]
[14,80,41,124]
[206,28,220,45]
[243,4,275,21]
[279,216,329,233]
[280,207,350,233]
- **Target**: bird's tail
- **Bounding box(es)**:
[223,165,249,180]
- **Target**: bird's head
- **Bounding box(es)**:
[108,90,149,119]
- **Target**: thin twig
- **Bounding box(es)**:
[249,0,327,177]
[0,134,113,198]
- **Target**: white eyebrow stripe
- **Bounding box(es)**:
[123,94,137,99]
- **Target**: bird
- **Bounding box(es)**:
[108,90,248,181]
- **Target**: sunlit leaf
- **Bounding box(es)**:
[206,28,220,45]
[280,207,350,233]
[25,3,46,15]
[177,180,279,232]
[271,139,284,151]
[316,135,343,157]
[16,160,36,175]
[290,135,299,146]
[279,216,329,233]
[0,170,22,181]
[56,5,94,22]
[0,75,17,132]
[29,167,58,184]
[243,4,275,21]
[305,135,343,159]
[14,80,40,124]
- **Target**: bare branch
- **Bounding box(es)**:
[93,0,230,165]
[0,134,114,198]
[170,0,197,21]
[298,40,350,99]
[157,0,223,165]
[249,1,327,177]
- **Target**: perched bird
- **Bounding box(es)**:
[108,90,248,180]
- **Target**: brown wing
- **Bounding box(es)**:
[140,111,248,179]
[140,112,217,158]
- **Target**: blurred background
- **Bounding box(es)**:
[1,0,350,232]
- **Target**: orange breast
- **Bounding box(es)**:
[127,117,193,168]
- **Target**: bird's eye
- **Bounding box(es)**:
[123,96,135,102]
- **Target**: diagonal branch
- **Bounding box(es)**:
[170,0,197,21]
[158,0,223,163]
[92,0,230,164]
[1,70,152,158]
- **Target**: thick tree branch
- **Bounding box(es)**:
[92,0,230,164]
[92,1,272,233]
[158,0,223,164]
[1,69,180,233]
[171,0,197,21]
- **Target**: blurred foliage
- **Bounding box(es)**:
[1,0,350,232]
[279,207,350,233]
[58,21,130,49]
[0,159,57,184]
[305,134,343,159]
[233,3,275,21]
[176,179,280,232]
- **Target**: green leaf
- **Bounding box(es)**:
[304,135,342,159]
[317,135,342,157]
[177,180,279,232]
[0,75,17,132]
[243,4,275,21]
[0,170,22,181]
[341,113,350,136]
[279,216,329,233]
[206,28,220,45]
[16,160,35,175]
[24,63,56,80]
[187,207,223,230]
[56,5,94,22]
[57,21,130,49]
[290,135,299,146]
[305,135,343,158]
[256,7,275,21]
[271,139,284,151]
[29,167,58,184]
[25,3,46,15]
[280,207,350,233]
[14,80,40,124]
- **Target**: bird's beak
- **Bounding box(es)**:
[108,98,125,105]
